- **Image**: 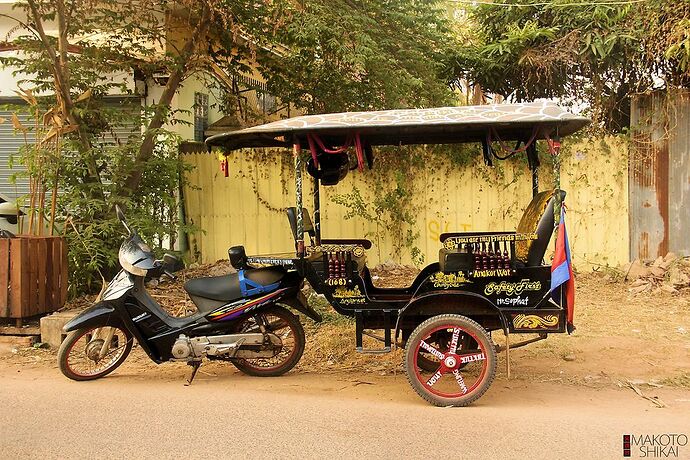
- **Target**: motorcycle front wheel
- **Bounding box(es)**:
[58,326,133,381]
[230,306,305,377]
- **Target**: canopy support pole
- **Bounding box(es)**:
[527,141,539,198]
[550,131,562,225]
[313,176,321,245]
[293,142,305,256]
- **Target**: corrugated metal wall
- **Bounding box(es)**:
[630,91,690,260]
[0,111,34,200]
[182,136,630,271]
[0,97,140,202]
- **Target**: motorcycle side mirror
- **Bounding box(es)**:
[163,253,178,265]
[115,204,132,235]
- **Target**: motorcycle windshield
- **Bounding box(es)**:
[119,233,156,276]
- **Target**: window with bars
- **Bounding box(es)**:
[194,92,209,141]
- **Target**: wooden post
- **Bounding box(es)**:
[28,237,39,316]
[0,239,9,317]
[505,330,511,379]
[37,237,48,313]
[9,238,28,320]
[60,237,68,306]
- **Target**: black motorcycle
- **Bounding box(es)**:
[58,206,321,383]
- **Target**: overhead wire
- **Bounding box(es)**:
[448,0,648,7]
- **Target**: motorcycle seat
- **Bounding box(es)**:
[184,267,286,302]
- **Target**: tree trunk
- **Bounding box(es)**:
[120,6,211,197]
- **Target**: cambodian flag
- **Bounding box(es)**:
[551,204,575,333]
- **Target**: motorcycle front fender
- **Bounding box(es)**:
[63,301,127,333]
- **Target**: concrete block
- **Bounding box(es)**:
[40,310,81,348]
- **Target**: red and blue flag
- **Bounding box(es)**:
[551,204,575,333]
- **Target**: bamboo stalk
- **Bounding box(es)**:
[48,111,63,236]
[37,180,45,236]
[28,180,36,235]
[35,106,43,236]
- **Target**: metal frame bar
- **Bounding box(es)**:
[313,175,321,245]
[293,142,304,256]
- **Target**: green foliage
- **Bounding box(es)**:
[212,0,459,263]
[665,19,690,73]
[445,0,690,131]
[249,0,456,113]
[60,132,193,295]
[1,0,216,294]
[2,0,459,291]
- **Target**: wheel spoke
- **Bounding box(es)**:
[233,311,299,371]
[426,369,443,387]
[419,340,444,360]
[101,341,131,360]
[449,327,461,354]
[452,369,468,394]
[457,351,486,364]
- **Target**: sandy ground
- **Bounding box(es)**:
[0,267,688,458]
[0,365,688,459]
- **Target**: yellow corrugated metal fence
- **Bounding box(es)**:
[182,137,629,271]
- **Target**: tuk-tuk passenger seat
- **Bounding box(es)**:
[515,189,566,266]
[439,189,565,269]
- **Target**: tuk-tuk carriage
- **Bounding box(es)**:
[204,102,589,406]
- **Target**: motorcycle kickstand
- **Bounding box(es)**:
[184,360,202,386]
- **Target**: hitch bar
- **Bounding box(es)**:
[495,333,547,353]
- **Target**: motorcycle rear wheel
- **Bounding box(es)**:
[58,326,133,381]
[231,306,305,377]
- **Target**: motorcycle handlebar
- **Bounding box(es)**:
[152,259,177,281]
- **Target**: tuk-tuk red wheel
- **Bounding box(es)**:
[405,314,497,407]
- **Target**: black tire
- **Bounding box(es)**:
[58,326,133,381]
[405,314,497,407]
[231,306,305,377]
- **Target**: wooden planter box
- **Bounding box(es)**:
[0,236,68,325]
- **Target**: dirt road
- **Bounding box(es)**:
[1,363,688,459]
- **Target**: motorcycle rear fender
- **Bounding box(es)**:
[280,290,322,322]
[63,301,127,333]
[241,289,322,323]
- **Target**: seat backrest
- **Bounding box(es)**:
[515,189,566,266]
[286,207,315,244]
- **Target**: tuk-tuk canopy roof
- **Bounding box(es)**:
[205,102,590,151]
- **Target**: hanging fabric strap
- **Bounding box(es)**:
[306,132,365,172]
[486,126,539,160]
[543,129,561,156]
[353,133,365,172]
